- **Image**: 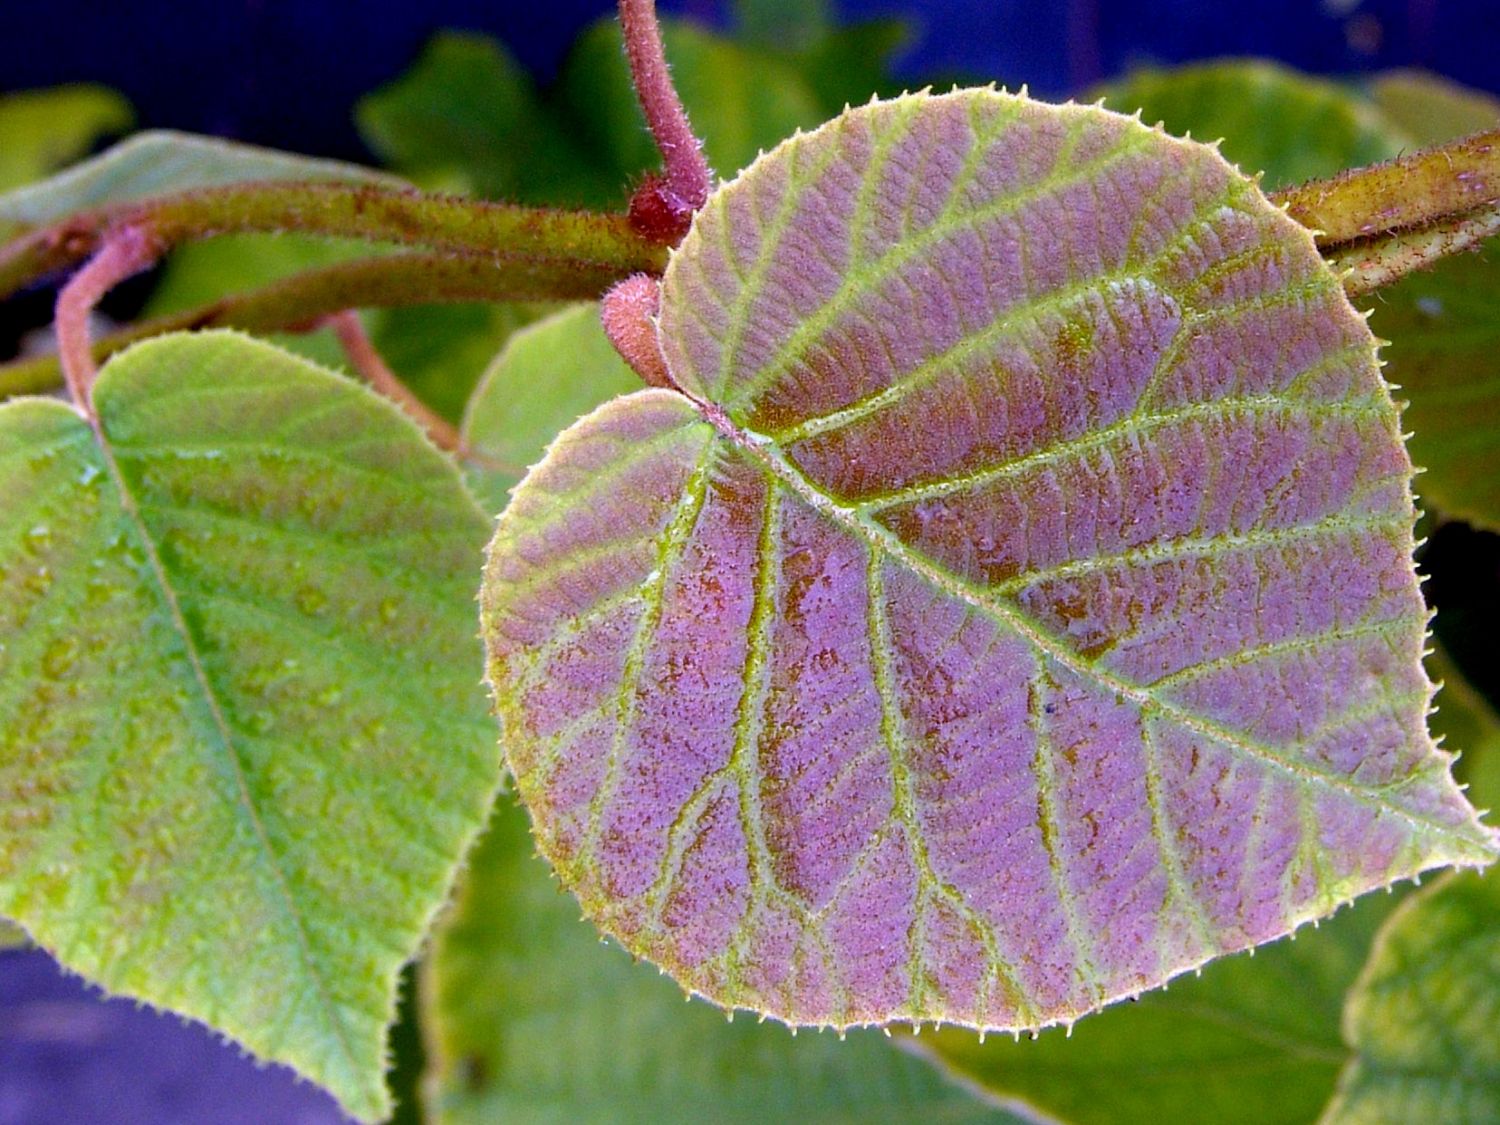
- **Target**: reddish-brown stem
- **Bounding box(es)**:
[55,225,159,410]
[327,310,467,454]
[619,0,712,242]
[601,274,674,389]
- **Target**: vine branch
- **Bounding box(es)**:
[0,182,667,303]
[1273,129,1500,245]
[1335,204,1500,296]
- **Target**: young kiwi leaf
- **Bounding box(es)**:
[480,90,1497,1035]
[0,332,501,1121]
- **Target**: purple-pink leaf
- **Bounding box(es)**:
[480,90,1497,1033]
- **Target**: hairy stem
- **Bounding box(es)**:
[1273,129,1500,245]
[0,182,667,302]
[55,226,159,409]
[1337,204,1500,296]
[619,0,712,241]
[0,250,590,399]
[601,274,674,388]
[328,310,466,453]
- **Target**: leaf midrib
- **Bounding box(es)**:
[83,405,367,1090]
[683,398,1496,859]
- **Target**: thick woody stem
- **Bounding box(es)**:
[55,225,159,412]
[619,0,713,243]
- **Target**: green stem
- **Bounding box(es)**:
[1335,203,1500,297]
[1272,129,1500,246]
[0,250,609,398]
[0,181,668,301]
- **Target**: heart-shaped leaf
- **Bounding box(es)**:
[481,90,1496,1034]
[0,332,501,1120]
[1322,866,1500,1123]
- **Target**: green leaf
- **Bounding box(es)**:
[1322,866,1500,1123]
[423,796,1023,1124]
[0,332,501,1121]
[1096,61,1408,190]
[0,917,28,950]
[0,85,133,193]
[356,32,610,207]
[795,18,910,116]
[912,891,1402,1125]
[1428,647,1500,824]
[1356,75,1500,530]
[370,302,557,427]
[0,130,398,233]
[734,0,832,51]
[481,89,1494,1035]
[460,303,644,512]
[559,18,827,182]
[1368,71,1500,147]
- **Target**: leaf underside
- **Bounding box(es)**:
[0,333,500,1121]
[481,90,1496,1034]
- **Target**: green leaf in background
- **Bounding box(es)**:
[912,892,1401,1125]
[1358,73,1500,531]
[734,0,832,51]
[0,918,29,950]
[460,302,643,512]
[422,797,1024,1124]
[1095,60,1408,190]
[0,85,133,193]
[354,15,903,217]
[372,302,556,426]
[560,18,827,183]
[794,17,909,117]
[356,32,610,206]
[144,233,381,369]
[1372,248,1500,530]
[1321,867,1500,1124]
[0,130,398,234]
[0,332,501,1121]
[1367,71,1500,146]
[1427,647,1500,844]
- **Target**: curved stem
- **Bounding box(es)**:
[619,0,712,241]
[55,225,159,411]
[328,310,466,454]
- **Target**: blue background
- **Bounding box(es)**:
[2,1,1498,162]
